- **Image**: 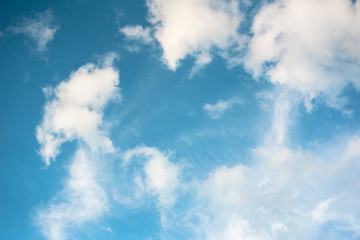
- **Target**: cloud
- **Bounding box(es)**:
[245,0,360,108]
[100,226,112,233]
[36,149,109,240]
[120,25,153,44]
[203,97,242,119]
[145,0,246,70]
[35,54,120,240]
[9,9,59,52]
[123,146,180,208]
[36,53,120,166]
[184,136,360,239]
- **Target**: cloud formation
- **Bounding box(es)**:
[123,146,180,208]
[245,0,360,108]
[146,0,245,70]
[120,25,153,44]
[10,9,59,52]
[203,97,242,119]
[36,53,120,166]
[36,149,109,240]
[35,54,120,240]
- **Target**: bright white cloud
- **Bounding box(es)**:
[123,146,180,208]
[146,0,245,70]
[36,149,109,240]
[10,9,59,52]
[120,25,153,44]
[245,0,360,108]
[36,53,120,166]
[203,97,242,119]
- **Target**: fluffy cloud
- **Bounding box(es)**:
[10,9,59,52]
[245,0,360,108]
[145,0,245,70]
[120,25,153,44]
[203,97,242,119]
[36,53,120,166]
[123,146,180,208]
[36,149,109,240]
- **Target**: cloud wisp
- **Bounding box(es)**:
[9,9,59,52]
[203,97,242,119]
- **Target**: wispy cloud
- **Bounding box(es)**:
[203,97,242,119]
[36,149,110,240]
[120,25,153,44]
[9,9,59,52]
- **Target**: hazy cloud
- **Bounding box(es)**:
[10,9,59,52]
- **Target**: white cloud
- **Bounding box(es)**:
[185,138,360,239]
[146,0,245,70]
[36,53,120,166]
[35,54,120,240]
[203,97,242,119]
[10,9,59,52]
[120,25,153,44]
[245,0,360,107]
[100,226,112,233]
[123,146,180,208]
[311,197,336,223]
[36,149,109,240]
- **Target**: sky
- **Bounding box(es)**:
[1,0,360,239]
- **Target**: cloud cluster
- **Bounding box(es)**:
[245,0,360,108]
[188,135,360,239]
[36,54,120,166]
[10,9,59,52]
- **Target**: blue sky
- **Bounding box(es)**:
[1,0,360,239]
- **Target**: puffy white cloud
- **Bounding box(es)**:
[36,149,109,240]
[203,97,242,119]
[36,53,120,166]
[120,25,153,44]
[10,9,59,52]
[245,0,360,107]
[123,146,180,207]
[146,0,245,70]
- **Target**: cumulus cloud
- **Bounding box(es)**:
[203,97,242,119]
[36,149,109,240]
[10,9,59,52]
[245,0,360,108]
[36,53,120,166]
[120,25,153,44]
[123,146,180,208]
[145,0,245,70]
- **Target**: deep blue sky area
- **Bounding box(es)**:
[1,0,360,240]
